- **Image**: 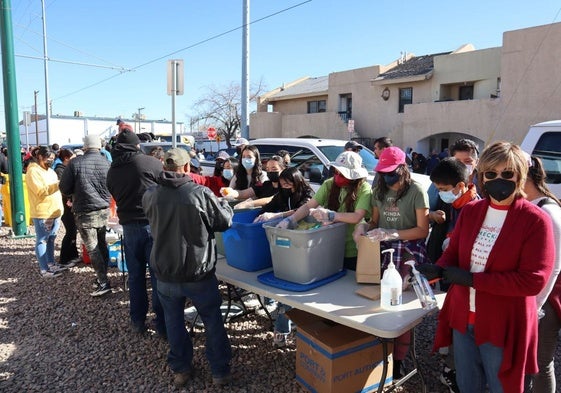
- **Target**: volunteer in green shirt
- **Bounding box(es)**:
[277,151,372,270]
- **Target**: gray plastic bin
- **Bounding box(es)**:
[263,222,346,285]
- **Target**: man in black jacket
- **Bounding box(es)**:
[60,134,112,297]
[142,148,233,388]
[107,130,166,336]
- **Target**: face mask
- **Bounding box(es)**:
[465,164,474,175]
[280,188,293,199]
[267,171,280,182]
[222,169,233,180]
[44,159,54,168]
[484,178,516,202]
[334,173,351,188]
[439,189,461,204]
[383,173,400,186]
[242,158,255,170]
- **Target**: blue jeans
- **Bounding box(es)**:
[453,325,504,393]
[157,275,231,377]
[32,217,61,271]
[122,222,165,332]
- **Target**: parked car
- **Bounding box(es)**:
[520,120,561,197]
[139,142,191,155]
[199,138,430,191]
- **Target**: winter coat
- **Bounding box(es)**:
[106,144,163,225]
[59,150,111,213]
[142,171,233,283]
[434,197,555,393]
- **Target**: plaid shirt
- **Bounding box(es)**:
[380,239,428,278]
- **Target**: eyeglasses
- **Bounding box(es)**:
[483,170,515,180]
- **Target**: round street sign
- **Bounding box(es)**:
[207,127,217,139]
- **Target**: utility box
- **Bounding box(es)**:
[288,309,393,393]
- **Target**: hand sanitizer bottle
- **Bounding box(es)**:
[405,261,438,310]
[380,249,402,310]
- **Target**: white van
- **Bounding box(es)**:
[520,120,561,198]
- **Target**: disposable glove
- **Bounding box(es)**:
[442,266,473,287]
[234,198,254,210]
[277,217,296,230]
[416,264,443,281]
[309,207,335,222]
[366,228,399,241]
[220,187,239,199]
[254,212,280,223]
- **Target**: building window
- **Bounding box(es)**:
[398,88,412,113]
[307,100,326,113]
[459,85,474,100]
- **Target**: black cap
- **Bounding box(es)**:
[345,140,362,150]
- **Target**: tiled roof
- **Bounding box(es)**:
[376,52,451,80]
[271,76,328,99]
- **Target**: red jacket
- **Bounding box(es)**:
[189,173,225,197]
[434,197,554,393]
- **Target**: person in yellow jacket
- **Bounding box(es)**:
[26,146,65,277]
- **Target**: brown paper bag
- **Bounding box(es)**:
[355,236,381,284]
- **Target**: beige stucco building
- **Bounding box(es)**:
[250,22,561,154]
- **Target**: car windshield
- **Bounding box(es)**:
[317,145,379,174]
[533,132,561,184]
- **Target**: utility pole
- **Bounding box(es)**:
[34,90,39,144]
[137,107,144,132]
[40,0,51,145]
[241,0,250,139]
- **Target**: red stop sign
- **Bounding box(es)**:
[207,127,217,139]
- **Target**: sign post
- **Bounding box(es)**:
[167,59,184,148]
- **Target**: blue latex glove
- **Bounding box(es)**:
[277,217,296,230]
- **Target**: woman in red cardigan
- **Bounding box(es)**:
[419,141,555,393]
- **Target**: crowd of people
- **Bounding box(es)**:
[1,125,560,393]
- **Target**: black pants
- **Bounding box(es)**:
[59,204,79,263]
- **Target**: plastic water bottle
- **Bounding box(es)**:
[380,249,402,310]
[405,261,437,310]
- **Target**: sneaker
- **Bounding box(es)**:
[40,269,62,278]
[273,331,287,348]
[90,282,112,297]
[131,321,147,335]
[440,366,460,393]
[173,369,193,388]
[212,373,231,386]
[48,263,68,272]
[92,278,101,289]
[61,258,80,268]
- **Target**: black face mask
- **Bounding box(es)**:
[484,178,516,202]
[280,188,293,199]
[267,171,280,182]
[383,173,400,186]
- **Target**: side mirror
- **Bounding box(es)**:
[309,167,323,184]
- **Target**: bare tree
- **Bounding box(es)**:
[190,79,266,148]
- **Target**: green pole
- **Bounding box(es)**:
[1,0,27,236]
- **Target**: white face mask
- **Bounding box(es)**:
[242,157,255,170]
[222,169,233,180]
[464,164,474,175]
[438,189,461,204]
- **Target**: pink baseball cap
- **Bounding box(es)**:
[375,146,406,173]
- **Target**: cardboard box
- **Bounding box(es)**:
[288,309,392,393]
[356,236,381,284]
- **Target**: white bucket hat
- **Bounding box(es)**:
[330,151,368,180]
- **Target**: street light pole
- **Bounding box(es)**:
[34,90,39,145]
[137,107,145,133]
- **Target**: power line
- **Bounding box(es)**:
[16,54,133,71]
[52,0,312,103]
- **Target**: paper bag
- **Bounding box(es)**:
[355,236,381,284]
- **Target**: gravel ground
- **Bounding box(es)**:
[0,227,559,393]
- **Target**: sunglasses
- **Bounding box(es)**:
[483,170,515,180]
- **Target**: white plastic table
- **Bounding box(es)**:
[215,257,445,392]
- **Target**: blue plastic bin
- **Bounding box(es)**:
[108,240,128,272]
[223,209,277,271]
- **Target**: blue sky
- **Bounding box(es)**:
[4,0,561,128]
